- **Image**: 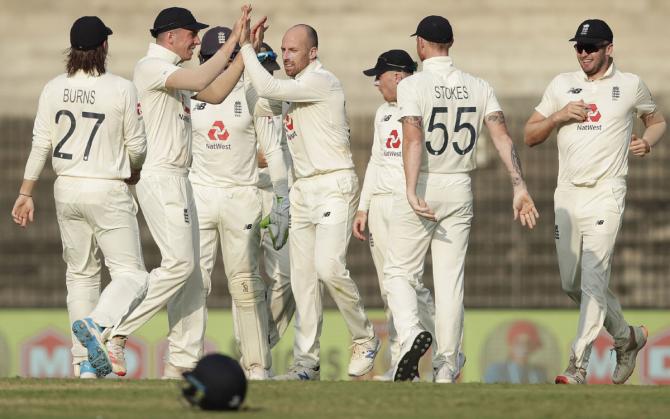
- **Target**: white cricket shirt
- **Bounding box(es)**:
[24,71,146,181]
[133,43,193,175]
[535,63,656,186]
[397,56,501,174]
[240,44,354,179]
[358,101,405,211]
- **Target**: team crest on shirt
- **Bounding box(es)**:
[612,86,620,101]
[234,101,242,117]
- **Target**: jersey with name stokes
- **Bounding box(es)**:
[397,56,501,174]
[134,43,193,173]
[535,64,656,186]
[26,71,146,180]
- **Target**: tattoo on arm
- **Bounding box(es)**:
[486,111,507,126]
[401,116,423,129]
[642,111,657,125]
[510,145,524,187]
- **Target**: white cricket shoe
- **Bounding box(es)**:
[106,336,128,377]
[433,352,467,383]
[162,362,193,380]
[555,356,586,384]
[393,328,432,382]
[612,325,648,384]
[246,365,272,380]
[273,365,320,381]
[348,337,381,377]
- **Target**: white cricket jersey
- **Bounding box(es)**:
[134,43,193,175]
[358,101,404,211]
[24,71,146,181]
[397,56,501,174]
[535,63,656,186]
[240,44,354,179]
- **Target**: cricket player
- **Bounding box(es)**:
[524,19,666,385]
[189,27,289,380]
[239,18,379,380]
[255,42,296,348]
[11,16,148,378]
[353,49,438,381]
[77,6,257,379]
[385,15,539,383]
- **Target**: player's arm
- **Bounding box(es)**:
[485,111,539,229]
[401,115,435,221]
[194,53,245,104]
[353,118,384,241]
[122,82,147,185]
[629,111,666,157]
[523,100,588,147]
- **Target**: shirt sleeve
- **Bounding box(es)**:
[397,78,421,118]
[137,57,180,91]
[23,85,53,180]
[121,80,147,170]
[634,77,657,118]
[255,114,289,197]
[483,81,503,116]
[358,108,385,211]
[535,77,559,117]
[240,44,329,103]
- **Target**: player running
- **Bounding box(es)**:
[524,19,666,385]
[385,15,539,383]
[189,27,289,380]
[11,16,148,378]
[239,16,379,380]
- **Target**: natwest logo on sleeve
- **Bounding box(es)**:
[20,328,72,377]
[639,327,670,385]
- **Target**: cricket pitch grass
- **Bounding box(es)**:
[1,379,669,419]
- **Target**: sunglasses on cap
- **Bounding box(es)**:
[257,51,277,62]
[574,42,609,54]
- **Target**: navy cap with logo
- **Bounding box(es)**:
[259,43,281,72]
[411,15,453,44]
[200,26,238,59]
[569,19,613,44]
[150,7,208,38]
[363,49,417,77]
[181,353,247,411]
[70,16,112,51]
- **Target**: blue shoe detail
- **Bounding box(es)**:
[79,360,97,378]
[72,318,112,377]
[297,371,310,380]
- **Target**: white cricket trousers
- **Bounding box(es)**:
[113,172,206,369]
[54,176,148,366]
[554,179,630,369]
[384,173,472,376]
[289,169,375,368]
[368,193,436,366]
[192,183,272,371]
[259,184,295,348]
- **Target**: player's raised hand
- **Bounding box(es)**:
[352,210,368,241]
[251,16,269,52]
[554,100,588,124]
[237,4,252,46]
[11,195,35,228]
[629,134,651,157]
[407,193,436,221]
[512,188,539,229]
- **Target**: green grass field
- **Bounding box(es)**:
[1,379,669,419]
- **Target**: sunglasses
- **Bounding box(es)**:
[257,51,277,62]
[574,43,609,54]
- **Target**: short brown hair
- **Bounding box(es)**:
[65,44,107,76]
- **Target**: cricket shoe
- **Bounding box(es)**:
[106,336,128,377]
[348,336,381,377]
[162,362,193,380]
[273,365,320,381]
[72,318,112,377]
[246,365,273,380]
[433,352,467,383]
[612,325,648,384]
[555,356,586,384]
[373,367,394,382]
[393,328,432,382]
[78,360,98,379]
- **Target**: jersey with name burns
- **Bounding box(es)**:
[397,56,501,174]
[24,71,146,181]
[535,64,656,186]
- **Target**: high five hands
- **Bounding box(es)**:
[237,4,269,50]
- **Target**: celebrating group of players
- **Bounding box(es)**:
[11,4,665,385]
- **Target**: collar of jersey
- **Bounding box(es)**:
[147,43,182,65]
[580,61,616,82]
[422,56,454,72]
[294,60,322,80]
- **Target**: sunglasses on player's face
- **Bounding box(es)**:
[574,43,609,54]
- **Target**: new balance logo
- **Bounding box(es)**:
[194,102,207,111]
[184,209,190,224]
[567,87,582,94]
[596,219,605,226]
[244,224,252,230]
[323,211,331,218]
[382,114,392,122]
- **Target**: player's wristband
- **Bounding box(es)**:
[19,193,32,198]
